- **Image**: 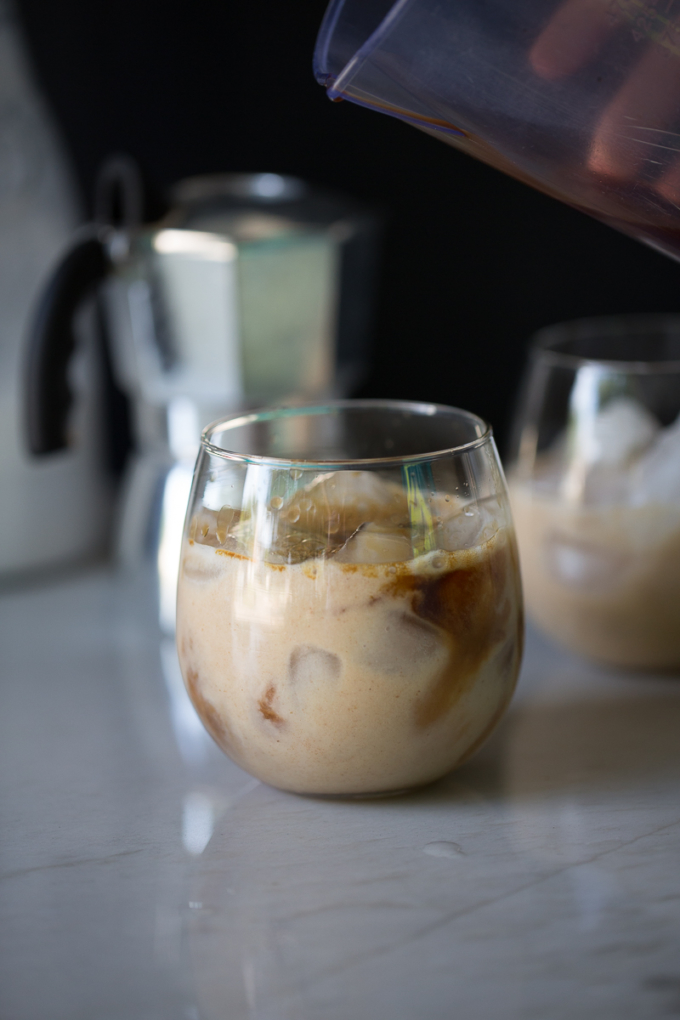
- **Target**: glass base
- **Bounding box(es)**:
[280,778,441,801]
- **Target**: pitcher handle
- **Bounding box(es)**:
[25,227,111,455]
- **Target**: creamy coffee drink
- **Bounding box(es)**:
[510,401,680,669]
[177,472,522,795]
[510,485,680,669]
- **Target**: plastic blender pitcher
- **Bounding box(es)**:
[315,0,680,262]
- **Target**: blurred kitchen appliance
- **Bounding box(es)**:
[26,165,380,625]
[0,0,108,578]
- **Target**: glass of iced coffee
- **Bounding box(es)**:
[176,400,523,796]
[509,316,680,670]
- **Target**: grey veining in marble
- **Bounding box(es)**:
[1,565,679,1020]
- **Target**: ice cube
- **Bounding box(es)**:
[190,506,246,549]
[587,397,658,466]
[290,471,408,540]
[265,525,327,565]
[181,545,226,582]
[189,507,219,546]
[542,531,630,590]
[558,396,659,503]
[436,498,501,551]
[631,413,680,505]
[334,523,413,563]
[356,612,448,676]
[288,645,342,688]
[215,505,241,544]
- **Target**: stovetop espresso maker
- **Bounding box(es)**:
[26,162,379,612]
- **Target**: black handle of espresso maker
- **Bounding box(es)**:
[25,228,112,455]
[26,154,142,456]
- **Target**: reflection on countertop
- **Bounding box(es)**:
[0,564,679,1020]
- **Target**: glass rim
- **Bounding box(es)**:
[201,399,492,468]
[531,315,680,374]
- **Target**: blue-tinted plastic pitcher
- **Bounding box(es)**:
[315,0,680,262]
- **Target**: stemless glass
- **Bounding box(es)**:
[176,400,523,796]
[508,316,680,670]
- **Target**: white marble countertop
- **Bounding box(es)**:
[1,563,679,1020]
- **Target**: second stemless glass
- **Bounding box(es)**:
[176,400,523,796]
[508,316,680,670]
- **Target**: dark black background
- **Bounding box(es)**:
[16,0,680,451]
